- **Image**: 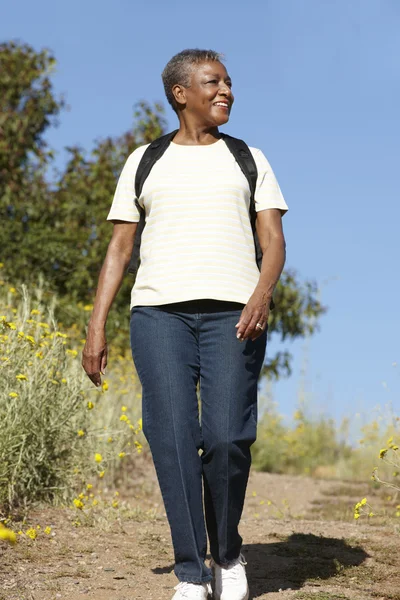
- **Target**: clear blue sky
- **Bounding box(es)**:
[3,0,399,425]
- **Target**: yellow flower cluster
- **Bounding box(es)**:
[354,497,374,520]
[0,522,16,544]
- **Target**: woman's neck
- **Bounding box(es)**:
[172,121,220,146]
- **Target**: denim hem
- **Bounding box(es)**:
[177,574,213,584]
[211,555,241,568]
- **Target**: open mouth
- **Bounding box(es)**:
[213,102,230,110]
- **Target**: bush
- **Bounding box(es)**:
[0,278,145,517]
[252,396,400,482]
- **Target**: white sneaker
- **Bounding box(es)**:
[172,581,212,599]
[210,553,249,600]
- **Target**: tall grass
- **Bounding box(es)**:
[0,280,144,516]
[253,395,400,484]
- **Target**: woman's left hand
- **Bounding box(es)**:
[235,287,271,342]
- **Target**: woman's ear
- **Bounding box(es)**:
[172,84,187,108]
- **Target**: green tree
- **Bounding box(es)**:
[0,41,325,378]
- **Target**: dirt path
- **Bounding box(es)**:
[1,465,399,600]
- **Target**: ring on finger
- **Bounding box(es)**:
[256,322,263,330]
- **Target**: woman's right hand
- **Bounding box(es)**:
[82,327,108,388]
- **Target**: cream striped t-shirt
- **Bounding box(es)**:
[107,138,288,309]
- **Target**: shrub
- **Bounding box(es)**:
[0,279,144,516]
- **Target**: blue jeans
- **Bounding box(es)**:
[130,299,267,583]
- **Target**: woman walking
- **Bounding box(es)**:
[82,49,287,600]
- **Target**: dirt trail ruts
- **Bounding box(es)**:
[1,467,399,600]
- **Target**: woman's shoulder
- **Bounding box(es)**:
[125,143,151,166]
[247,146,272,171]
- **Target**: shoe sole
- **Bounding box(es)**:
[212,590,249,600]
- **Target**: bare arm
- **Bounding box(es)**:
[82,221,138,386]
[235,209,286,341]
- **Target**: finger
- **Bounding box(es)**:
[250,324,266,342]
[242,312,265,341]
[100,354,107,375]
[88,372,102,388]
[82,350,103,375]
[236,317,250,340]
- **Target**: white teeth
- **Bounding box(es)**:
[214,102,228,107]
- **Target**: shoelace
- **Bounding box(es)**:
[174,581,212,598]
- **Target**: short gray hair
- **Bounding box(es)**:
[162,49,224,111]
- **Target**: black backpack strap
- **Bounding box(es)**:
[220,133,263,270]
[221,133,274,309]
[127,130,178,275]
[134,130,178,199]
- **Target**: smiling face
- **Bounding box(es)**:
[172,61,234,127]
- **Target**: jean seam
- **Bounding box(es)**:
[165,323,204,581]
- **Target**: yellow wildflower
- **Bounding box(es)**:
[368,512,374,517]
[92,499,99,506]
[95,453,102,463]
[61,378,67,384]
[354,513,360,520]
[38,322,50,329]
[102,380,109,392]
[83,304,93,311]
[25,335,35,344]
[0,524,16,544]
[87,401,94,410]
[55,332,68,338]
[112,500,119,508]
[30,309,40,315]
[35,351,44,359]
[25,527,37,539]
[77,430,85,437]
[73,498,84,510]
[107,437,113,443]
[120,414,128,422]
[137,418,143,430]
[86,484,93,490]
[99,470,105,478]
[360,498,367,506]
[16,373,27,381]
[118,452,126,458]
[393,445,399,451]
[379,448,388,459]
[7,322,16,330]
[66,349,78,358]
[9,392,18,398]
[9,287,16,294]
[44,527,51,534]
[18,331,24,338]
[134,441,143,453]
[0,263,3,268]
[78,492,85,499]
[121,405,127,412]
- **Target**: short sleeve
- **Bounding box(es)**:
[106,145,149,222]
[250,148,288,215]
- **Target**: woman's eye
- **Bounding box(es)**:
[207,80,218,84]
